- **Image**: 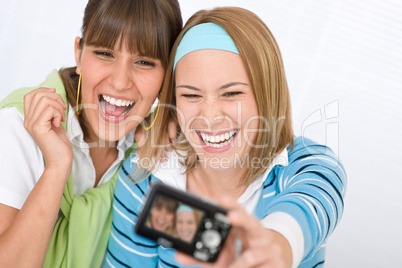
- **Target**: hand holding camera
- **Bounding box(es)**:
[175,197,293,268]
[136,183,292,267]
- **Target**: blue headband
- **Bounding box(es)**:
[176,204,194,214]
[173,22,239,71]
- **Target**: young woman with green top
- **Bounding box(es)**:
[0,0,182,267]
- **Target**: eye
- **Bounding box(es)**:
[182,94,201,99]
[135,57,158,69]
[223,91,243,97]
[136,60,156,67]
[153,206,162,212]
[94,50,114,58]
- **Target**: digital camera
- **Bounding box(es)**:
[135,182,232,262]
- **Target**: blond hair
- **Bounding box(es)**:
[138,7,294,186]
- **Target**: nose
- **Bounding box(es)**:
[199,97,227,127]
[109,60,133,91]
[163,213,170,221]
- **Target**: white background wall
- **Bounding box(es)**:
[1,1,401,267]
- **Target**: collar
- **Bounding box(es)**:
[131,150,188,191]
[237,148,289,204]
[134,147,289,199]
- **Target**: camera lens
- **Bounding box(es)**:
[201,229,221,249]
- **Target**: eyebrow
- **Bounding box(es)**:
[176,82,249,91]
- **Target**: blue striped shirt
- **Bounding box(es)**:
[106,137,347,267]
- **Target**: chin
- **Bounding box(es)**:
[96,124,129,143]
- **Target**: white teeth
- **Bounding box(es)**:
[200,130,237,148]
[102,94,134,107]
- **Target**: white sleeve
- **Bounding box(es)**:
[0,107,44,209]
[261,212,304,268]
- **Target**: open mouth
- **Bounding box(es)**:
[155,220,167,227]
[198,130,238,149]
[178,231,194,240]
[179,231,193,237]
[99,94,135,118]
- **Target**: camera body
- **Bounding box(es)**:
[135,182,231,262]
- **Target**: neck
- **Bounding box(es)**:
[85,134,118,187]
[187,164,247,200]
[89,145,118,187]
[79,115,119,186]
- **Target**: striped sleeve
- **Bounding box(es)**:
[266,137,347,263]
[105,155,160,268]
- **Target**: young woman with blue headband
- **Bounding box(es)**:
[175,204,200,243]
[107,6,346,268]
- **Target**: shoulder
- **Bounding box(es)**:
[282,136,347,191]
[288,136,336,159]
[0,107,29,144]
[0,106,24,121]
[0,70,66,113]
[286,136,345,172]
[117,153,151,192]
[0,107,44,209]
[0,107,36,149]
[116,153,162,201]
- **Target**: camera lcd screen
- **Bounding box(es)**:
[146,194,204,244]
[135,183,231,262]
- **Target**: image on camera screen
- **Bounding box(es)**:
[147,195,204,244]
[136,183,232,262]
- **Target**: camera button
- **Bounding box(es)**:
[194,250,209,261]
[215,213,229,225]
[204,220,213,229]
[196,241,203,249]
[202,229,221,249]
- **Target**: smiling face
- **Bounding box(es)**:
[150,204,175,232]
[175,211,197,242]
[175,49,259,170]
[75,37,164,143]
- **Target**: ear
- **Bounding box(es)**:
[74,37,82,75]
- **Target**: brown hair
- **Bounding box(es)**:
[59,0,182,136]
[139,7,294,186]
[148,195,178,235]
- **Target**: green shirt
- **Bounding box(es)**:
[0,70,136,267]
